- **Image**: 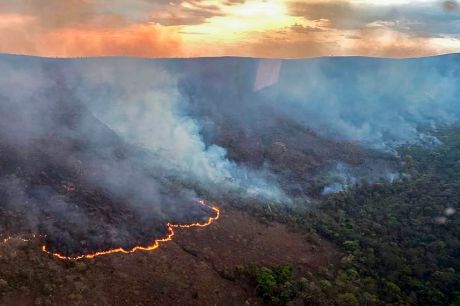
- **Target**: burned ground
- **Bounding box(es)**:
[0,61,213,256]
[0,207,338,306]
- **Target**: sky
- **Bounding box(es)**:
[0,0,459,58]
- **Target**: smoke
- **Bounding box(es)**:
[320,162,399,195]
[69,58,285,201]
[258,56,460,150]
[0,55,285,255]
[166,56,459,198]
[442,0,459,12]
[1,53,459,253]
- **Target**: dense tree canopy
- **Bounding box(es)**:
[238,126,460,305]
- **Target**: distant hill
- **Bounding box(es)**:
[1,53,459,197]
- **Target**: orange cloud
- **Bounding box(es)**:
[0,21,183,57]
[41,24,183,58]
[0,0,458,58]
[0,13,35,29]
[0,0,183,58]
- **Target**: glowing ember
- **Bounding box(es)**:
[1,234,36,244]
[41,199,220,260]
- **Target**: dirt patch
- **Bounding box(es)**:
[174,206,338,273]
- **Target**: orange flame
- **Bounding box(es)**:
[41,199,220,260]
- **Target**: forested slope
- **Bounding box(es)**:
[240,126,460,306]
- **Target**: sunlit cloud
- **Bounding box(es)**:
[0,0,458,58]
[182,1,301,37]
[0,13,35,29]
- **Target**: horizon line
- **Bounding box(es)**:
[0,52,459,61]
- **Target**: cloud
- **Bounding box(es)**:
[0,0,231,57]
[287,1,366,28]
[148,1,225,26]
[0,0,459,58]
[288,0,460,37]
[43,25,183,57]
[290,23,325,33]
[0,0,184,57]
[0,20,183,57]
[0,0,99,29]
[223,0,246,5]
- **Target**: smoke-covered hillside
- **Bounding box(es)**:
[0,54,459,255]
[172,54,460,194]
[72,54,460,194]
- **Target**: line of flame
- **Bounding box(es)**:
[40,200,220,260]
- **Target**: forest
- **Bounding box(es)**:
[237,126,460,306]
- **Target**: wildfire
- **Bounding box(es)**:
[1,234,36,244]
[40,199,220,260]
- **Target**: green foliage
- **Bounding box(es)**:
[342,241,359,252]
[336,293,359,306]
[256,268,277,298]
[238,126,460,305]
[253,265,296,305]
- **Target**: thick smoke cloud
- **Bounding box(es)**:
[69,58,285,201]
[0,55,285,255]
[168,56,459,195]
[259,56,460,150]
[1,54,459,254]
[253,56,460,192]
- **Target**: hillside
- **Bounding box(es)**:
[0,54,459,305]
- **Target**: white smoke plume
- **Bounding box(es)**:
[69,58,287,202]
[258,56,460,150]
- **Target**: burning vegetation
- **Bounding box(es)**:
[0,54,459,305]
[0,58,227,259]
[41,200,220,260]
